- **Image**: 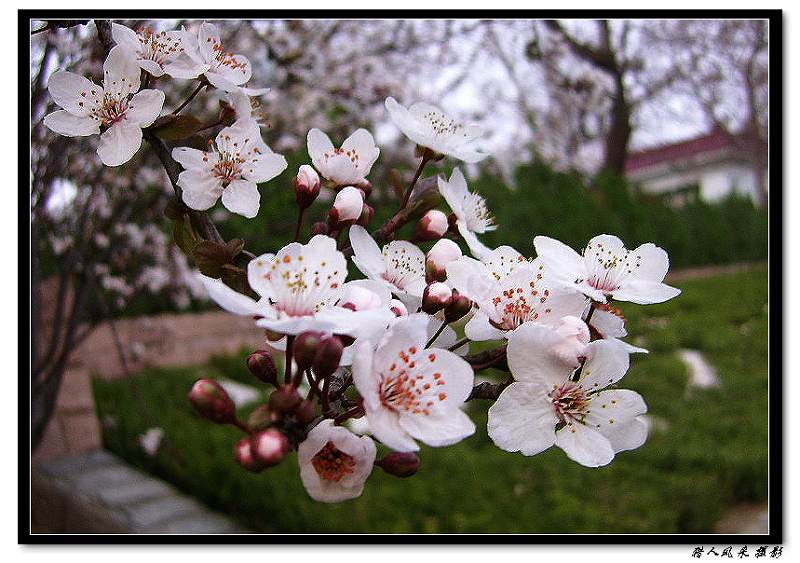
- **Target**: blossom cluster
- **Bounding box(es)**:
[44,20,681,504]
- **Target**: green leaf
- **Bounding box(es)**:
[173,214,199,254]
[152,115,205,141]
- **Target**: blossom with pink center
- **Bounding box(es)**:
[111,23,186,77]
[384,97,488,163]
[352,314,476,452]
[307,128,380,187]
[200,235,392,337]
[43,46,165,167]
[488,322,648,468]
[349,225,427,308]
[587,304,649,354]
[446,247,587,341]
[534,234,681,305]
[172,118,287,218]
[167,22,261,93]
[298,420,376,503]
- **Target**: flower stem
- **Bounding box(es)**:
[447,337,470,352]
[284,335,295,385]
[399,154,432,210]
[172,82,205,115]
[294,207,305,242]
[426,320,449,348]
[333,406,364,426]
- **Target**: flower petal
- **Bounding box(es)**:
[612,280,681,305]
[487,382,557,456]
[43,111,99,137]
[365,405,420,452]
[138,59,165,77]
[458,223,492,260]
[554,422,615,467]
[246,253,277,300]
[111,23,142,55]
[244,152,287,183]
[628,243,670,282]
[576,339,631,392]
[125,89,165,127]
[103,45,141,96]
[349,225,386,278]
[506,323,571,387]
[585,389,648,453]
[341,128,380,176]
[464,311,505,341]
[533,236,585,286]
[97,120,142,167]
[221,179,260,218]
[200,274,261,316]
[177,169,223,210]
[307,128,334,162]
[438,168,468,217]
[172,147,214,170]
[47,71,100,116]
[399,408,475,448]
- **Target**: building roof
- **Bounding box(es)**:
[624,128,742,175]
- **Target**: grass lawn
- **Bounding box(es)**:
[93,266,769,533]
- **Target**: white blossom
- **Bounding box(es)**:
[172,118,287,218]
[298,419,376,503]
[111,23,186,78]
[201,235,392,337]
[332,186,364,222]
[44,46,165,167]
[352,314,475,452]
[385,97,488,163]
[307,128,380,187]
[534,235,681,305]
[488,323,648,468]
[349,225,426,308]
[446,247,587,341]
[438,168,495,259]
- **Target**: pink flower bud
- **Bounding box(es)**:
[357,180,373,200]
[422,282,453,314]
[235,437,265,473]
[294,331,325,371]
[339,284,382,311]
[295,399,318,426]
[268,384,302,413]
[553,315,591,367]
[250,428,291,468]
[375,451,421,477]
[444,290,472,323]
[247,350,277,384]
[415,209,449,241]
[426,239,463,282]
[247,404,277,432]
[189,379,236,424]
[313,336,344,380]
[330,186,364,225]
[389,299,408,317]
[295,165,321,209]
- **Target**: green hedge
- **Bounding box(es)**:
[93,267,768,533]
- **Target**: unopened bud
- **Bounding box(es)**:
[250,428,291,468]
[295,399,317,426]
[189,379,236,424]
[426,239,463,282]
[268,384,302,414]
[247,350,277,384]
[311,221,330,236]
[356,203,374,227]
[295,165,321,209]
[247,404,277,432]
[444,290,472,323]
[329,186,364,226]
[422,282,453,314]
[339,284,382,312]
[553,315,590,367]
[313,336,344,380]
[294,331,324,371]
[389,299,409,317]
[375,451,421,477]
[235,437,265,473]
[415,209,449,241]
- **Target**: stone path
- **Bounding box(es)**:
[31,449,252,534]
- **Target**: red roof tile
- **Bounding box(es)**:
[625,128,740,174]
